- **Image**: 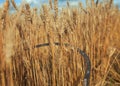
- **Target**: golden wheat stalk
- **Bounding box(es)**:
[1,0,9,19]
[0,30,5,86]
[109,0,113,8]
[49,0,53,9]
[11,0,18,11]
[67,1,70,7]
[96,0,99,6]
[25,4,32,24]
[0,0,9,30]
[54,0,58,20]
[4,0,9,12]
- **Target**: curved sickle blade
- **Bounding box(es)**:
[34,42,91,86]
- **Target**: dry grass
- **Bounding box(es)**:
[0,0,120,86]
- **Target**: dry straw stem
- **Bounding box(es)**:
[105,0,113,9]
[67,1,70,7]
[5,63,14,86]
[3,1,23,64]
[0,30,5,86]
[42,4,57,86]
[11,0,18,11]
[109,0,113,8]
[3,0,9,12]
[49,0,53,9]
[0,0,9,85]
[4,28,15,64]
[24,4,32,24]
[96,0,99,6]
[0,0,9,30]
[0,28,3,62]
[54,0,58,20]
[91,0,95,7]
[101,52,119,86]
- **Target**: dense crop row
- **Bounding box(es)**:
[0,0,120,86]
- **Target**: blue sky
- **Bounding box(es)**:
[0,0,120,8]
[0,0,84,7]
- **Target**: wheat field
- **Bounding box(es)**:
[0,0,120,86]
